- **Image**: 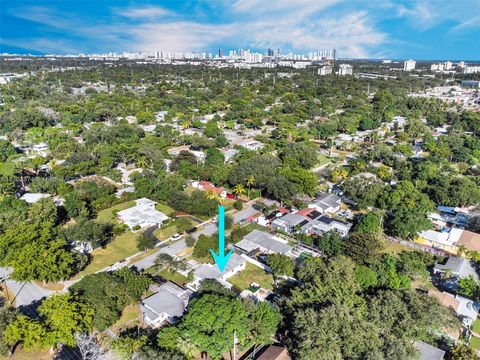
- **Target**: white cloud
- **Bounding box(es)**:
[116,6,172,20]
[7,2,388,58]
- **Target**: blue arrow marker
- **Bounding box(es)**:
[210,205,233,272]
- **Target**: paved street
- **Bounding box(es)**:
[5,280,53,307]
[130,238,187,271]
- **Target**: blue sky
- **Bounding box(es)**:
[1,0,479,60]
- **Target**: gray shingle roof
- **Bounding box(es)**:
[415,341,445,360]
[434,256,479,280]
[240,230,292,254]
[141,281,191,320]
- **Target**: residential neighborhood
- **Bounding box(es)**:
[1,28,480,360]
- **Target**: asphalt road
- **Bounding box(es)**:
[5,279,53,307]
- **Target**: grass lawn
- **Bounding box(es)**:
[229,263,274,291]
[156,269,189,286]
[470,336,480,350]
[382,240,416,254]
[155,202,175,216]
[472,319,480,334]
[96,200,135,222]
[109,304,141,334]
[74,231,139,279]
[154,223,179,241]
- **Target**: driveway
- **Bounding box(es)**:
[232,205,259,223]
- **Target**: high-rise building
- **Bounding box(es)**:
[217,49,223,58]
[403,59,416,71]
[318,66,333,75]
[444,61,453,70]
[338,64,353,76]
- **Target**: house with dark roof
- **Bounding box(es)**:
[140,281,192,328]
[271,207,352,237]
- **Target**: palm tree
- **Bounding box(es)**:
[246,175,255,198]
[233,184,245,198]
[206,190,224,205]
[458,245,467,257]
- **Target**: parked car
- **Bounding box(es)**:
[169,233,182,241]
[186,226,198,234]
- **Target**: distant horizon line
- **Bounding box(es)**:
[1,53,479,63]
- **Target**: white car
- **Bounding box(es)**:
[169,233,182,241]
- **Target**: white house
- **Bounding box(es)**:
[187,253,246,290]
[308,193,342,214]
[117,198,169,229]
[141,281,192,328]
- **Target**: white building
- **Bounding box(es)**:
[338,64,353,76]
[318,66,333,76]
[117,198,169,229]
[403,59,416,71]
[462,66,480,74]
[308,193,342,214]
[187,253,247,290]
[141,282,192,328]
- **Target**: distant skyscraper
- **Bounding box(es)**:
[403,59,416,71]
[267,48,274,56]
[218,49,223,58]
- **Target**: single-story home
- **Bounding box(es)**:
[141,281,192,328]
[220,148,239,163]
[308,193,342,214]
[191,180,227,199]
[188,253,246,290]
[417,228,480,254]
[117,198,169,229]
[235,230,292,256]
[433,256,479,292]
[429,290,480,327]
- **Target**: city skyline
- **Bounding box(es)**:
[1,0,480,60]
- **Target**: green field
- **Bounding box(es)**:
[74,230,139,278]
[229,263,274,291]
